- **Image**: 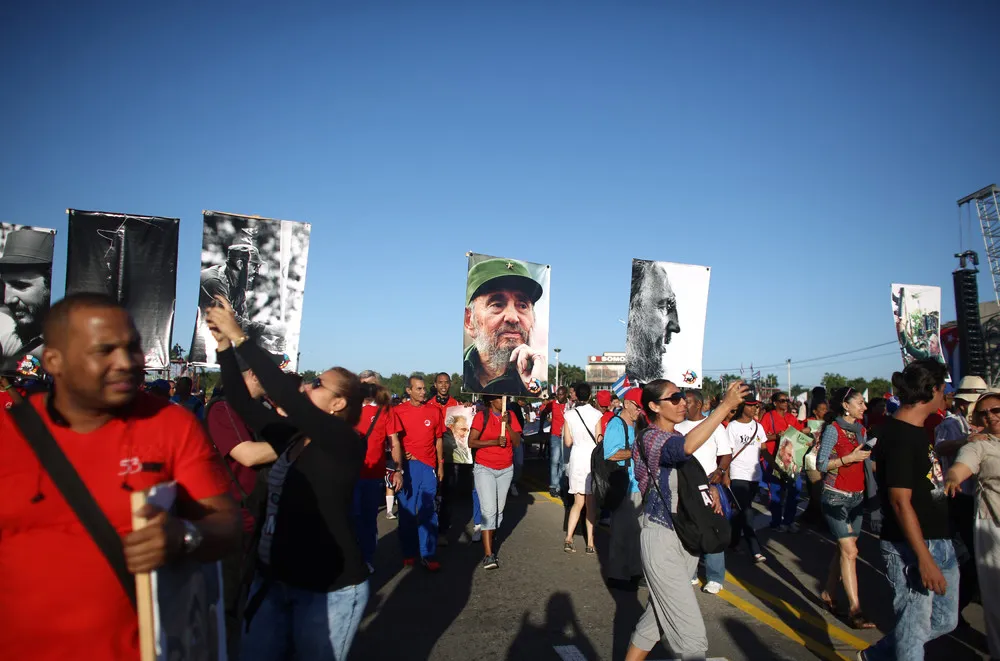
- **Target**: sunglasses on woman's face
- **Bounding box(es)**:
[776,398,789,404]
[658,393,685,405]
[979,406,1000,418]
[310,377,338,395]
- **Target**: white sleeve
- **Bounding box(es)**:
[714,427,732,455]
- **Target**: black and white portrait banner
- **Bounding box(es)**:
[65,210,180,371]
[625,259,710,389]
[0,223,56,374]
[189,211,311,371]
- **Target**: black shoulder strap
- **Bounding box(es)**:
[362,406,384,443]
[7,400,137,609]
[576,409,597,442]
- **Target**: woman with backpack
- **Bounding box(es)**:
[816,387,875,630]
[625,379,747,661]
[468,394,521,570]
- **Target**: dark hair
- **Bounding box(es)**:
[407,374,425,388]
[733,402,750,421]
[891,359,948,406]
[820,386,865,438]
[329,367,363,427]
[640,379,673,421]
[810,399,829,416]
[435,372,450,381]
[42,292,126,349]
[360,382,392,408]
[573,382,592,402]
[686,390,704,404]
[771,391,787,404]
[175,376,193,395]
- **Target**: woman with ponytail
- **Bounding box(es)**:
[816,387,874,629]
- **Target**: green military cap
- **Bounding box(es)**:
[466,257,543,305]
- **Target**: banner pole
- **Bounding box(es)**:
[500,396,507,440]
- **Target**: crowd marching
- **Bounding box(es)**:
[1,293,999,661]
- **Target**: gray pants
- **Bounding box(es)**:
[473,463,513,531]
[631,515,707,658]
[609,491,643,581]
[975,514,1000,659]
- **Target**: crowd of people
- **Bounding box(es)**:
[1,293,998,661]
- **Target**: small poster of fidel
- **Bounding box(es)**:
[65,210,179,371]
[0,223,56,374]
[625,259,711,388]
[891,283,950,380]
[189,211,311,371]
[462,252,550,397]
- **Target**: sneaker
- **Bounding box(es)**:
[509,484,519,497]
[549,487,559,498]
[438,535,449,547]
[702,581,723,594]
[421,558,441,572]
[753,553,767,563]
[483,554,499,570]
[691,578,700,586]
[471,525,482,542]
[402,557,416,567]
[386,511,397,520]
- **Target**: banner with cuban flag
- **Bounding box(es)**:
[612,374,634,398]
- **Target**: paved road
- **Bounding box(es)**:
[350,453,990,661]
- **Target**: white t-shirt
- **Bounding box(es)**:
[676,417,732,476]
[727,419,767,482]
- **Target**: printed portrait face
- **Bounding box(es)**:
[448,415,471,444]
[466,289,535,375]
[2,267,49,333]
[626,260,680,382]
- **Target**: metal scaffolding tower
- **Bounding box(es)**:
[959,184,1000,308]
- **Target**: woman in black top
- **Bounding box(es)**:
[207,297,368,661]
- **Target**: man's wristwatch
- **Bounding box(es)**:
[181,519,203,555]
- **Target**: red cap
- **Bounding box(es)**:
[596,390,612,407]
[624,388,643,407]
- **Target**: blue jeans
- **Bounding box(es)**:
[696,551,726,585]
[352,478,384,567]
[398,459,438,559]
[242,577,369,661]
[766,472,802,527]
[863,539,959,661]
[549,433,564,489]
[472,485,482,526]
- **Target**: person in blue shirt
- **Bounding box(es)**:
[171,376,205,419]
[603,387,644,591]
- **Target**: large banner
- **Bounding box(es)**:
[891,283,950,379]
[189,211,311,371]
[0,224,56,373]
[625,259,711,388]
[462,252,550,397]
[65,210,179,371]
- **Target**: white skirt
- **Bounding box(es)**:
[568,439,596,495]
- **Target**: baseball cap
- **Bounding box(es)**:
[595,390,612,407]
[623,387,643,407]
[0,229,54,267]
[466,257,543,305]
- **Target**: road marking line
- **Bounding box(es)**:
[714,589,856,661]
[521,477,564,504]
[724,572,869,650]
[553,646,726,661]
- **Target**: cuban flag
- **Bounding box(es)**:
[612,374,633,398]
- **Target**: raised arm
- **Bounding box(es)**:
[216,342,278,435]
[683,381,747,455]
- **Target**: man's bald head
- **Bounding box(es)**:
[43,293,124,350]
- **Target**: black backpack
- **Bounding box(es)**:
[590,415,631,511]
[636,428,732,555]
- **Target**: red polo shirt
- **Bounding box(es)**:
[471,410,522,470]
[761,410,804,456]
[355,403,394,480]
[391,402,444,469]
[542,400,568,436]
[0,392,231,661]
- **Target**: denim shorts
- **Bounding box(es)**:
[821,488,864,539]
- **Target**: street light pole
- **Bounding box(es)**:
[786,359,791,395]
[554,348,562,389]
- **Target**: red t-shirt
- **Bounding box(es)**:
[761,410,804,456]
[355,403,393,480]
[543,400,567,436]
[599,411,615,437]
[391,402,444,469]
[0,392,231,661]
[206,399,258,533]
[471,410,522,470]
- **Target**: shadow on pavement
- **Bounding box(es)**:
[351,482,535,661]
[723,617,800,661]
[505,591,599,661]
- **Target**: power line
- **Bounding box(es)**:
[703,340,898,374]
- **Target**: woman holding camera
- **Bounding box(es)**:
[816,387,874,629]
[625,379,746,661]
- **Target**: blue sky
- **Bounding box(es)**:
[2,2,999,388]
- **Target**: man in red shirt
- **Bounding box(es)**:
[761,391,806,532]
[541,385,569,497]
[0,293,239,661]
[390,375,445,571]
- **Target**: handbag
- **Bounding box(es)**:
[6,398,137,609]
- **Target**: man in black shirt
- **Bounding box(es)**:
[860,359,958,661]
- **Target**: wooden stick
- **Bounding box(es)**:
[500,396,507,441]
[130,491,156,661]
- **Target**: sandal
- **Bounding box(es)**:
[563,541,576,553]
[819,591,840,615]
[848,611,876,630]
[585,546,595,555]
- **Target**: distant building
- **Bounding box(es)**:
[586,352,626,391]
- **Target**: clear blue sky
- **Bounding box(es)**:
[3,2,999,388]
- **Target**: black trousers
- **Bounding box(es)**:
[729,479,762,556]
[439,463,473,534]
[950,493,979,612]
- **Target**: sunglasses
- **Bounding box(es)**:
[776,398,789,403]
[978,406,1000,418]
[310,377,339,395]
[658,393,685,405]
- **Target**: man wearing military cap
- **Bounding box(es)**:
[463,257,546,396]
[0,228,55,372]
